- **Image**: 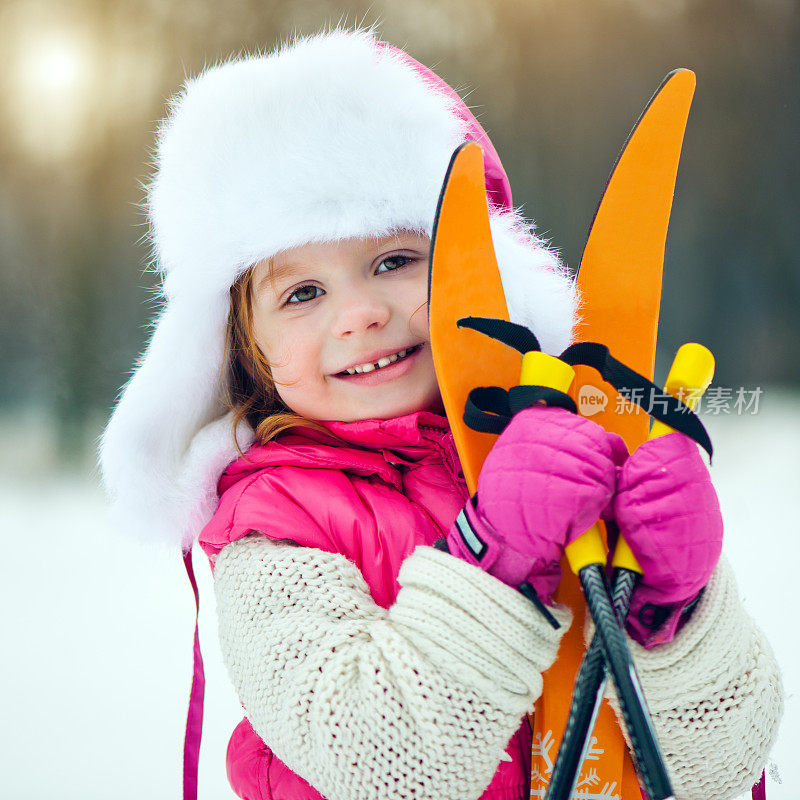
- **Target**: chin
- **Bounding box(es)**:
[372,392,445,421]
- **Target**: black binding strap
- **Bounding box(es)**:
[463,386,511,434]
[464,385,577,433]
[455,316,713,460]
[508,385,578,416]
[458,316,540,354]
[559,342,712,458]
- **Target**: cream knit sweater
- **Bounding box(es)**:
[594,557,783,799]
[214,536,782,800]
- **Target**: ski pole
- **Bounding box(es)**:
[519,349,676,800]
[545,342,715,800]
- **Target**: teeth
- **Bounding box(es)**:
[345,348,412,375]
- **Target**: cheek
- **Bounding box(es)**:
[262,338,295,378]
[252,313,291,376]
[262,328,321,382]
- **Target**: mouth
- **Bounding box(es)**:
[331,344,424,385]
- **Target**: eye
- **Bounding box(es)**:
[375,255,412,274]
[285,285,324,306]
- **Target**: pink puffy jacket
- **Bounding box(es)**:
[199,410,534,800]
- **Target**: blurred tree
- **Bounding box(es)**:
[0,0,797,460]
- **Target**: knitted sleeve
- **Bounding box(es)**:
[214,534,572,800]
[601,556,783,799]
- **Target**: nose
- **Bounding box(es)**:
[331,288,392,337]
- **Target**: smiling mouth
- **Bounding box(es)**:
[335,344,422,376]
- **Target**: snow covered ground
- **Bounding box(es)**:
[1,393,796,799]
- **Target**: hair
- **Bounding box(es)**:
[224,260,330,458]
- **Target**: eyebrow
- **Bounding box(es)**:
[269,261,303,281]
[257,261,303,295]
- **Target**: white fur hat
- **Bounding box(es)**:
[98,26,577,550]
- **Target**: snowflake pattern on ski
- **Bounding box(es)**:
[529,729,620,800]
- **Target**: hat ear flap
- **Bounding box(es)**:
[98,293,252,550]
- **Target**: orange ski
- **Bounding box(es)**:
[571,68,696,448]
[428,140,515,495]
[541,70,695,800]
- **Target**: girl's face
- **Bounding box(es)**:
[250,231,444,423]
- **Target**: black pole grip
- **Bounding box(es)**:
[546,568,639,800]
[578,565,675,800]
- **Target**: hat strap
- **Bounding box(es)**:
[183,548,205,800]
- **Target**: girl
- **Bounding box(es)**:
[99,26,782,800]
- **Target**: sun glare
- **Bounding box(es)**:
[28,40,89,95]
[7,31,96,160]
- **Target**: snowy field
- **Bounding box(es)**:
[1,394,797,800]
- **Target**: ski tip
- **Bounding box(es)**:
[660,68,697,92]
[428,141,485,307]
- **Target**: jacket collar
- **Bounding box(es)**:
[217,410,462,496]
[317,410,464,488]
[318,410,451,454]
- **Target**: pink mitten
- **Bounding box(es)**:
[445,405,629,602]
[613,431,723,646]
